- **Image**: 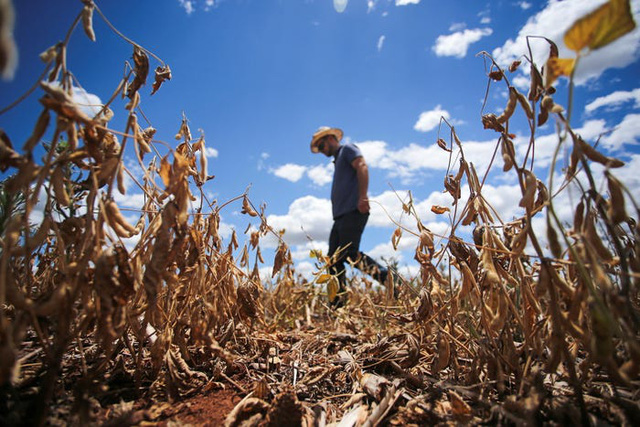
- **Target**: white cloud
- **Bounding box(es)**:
[369,190,412,228]
[493,0,640,85]
[358,140,393,169]
[266,196,333,247]
[513,119,608,169]
[271,163,307,182]
[306,163,334,186]
[478,8,491,24]
[291,240,329,262]
[179,0,195,14]
[66,85,103,117]
[396,0,420,5]
[334,0,348,13]
[602,113,640,151]
[585,88,640,113]
[519,115,638,163]
[204,147,219,158]
[608,153,640,202]
[433,28,493,58]
[368,241,404,263]
[414,105,450,132]
[377,35,386,52]
[518,1,532,10]
[449,22,466,32]
[511,75,530,91]
[179,0,215,13]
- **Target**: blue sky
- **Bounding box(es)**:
[2,0,640,280]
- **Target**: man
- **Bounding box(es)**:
[310,126,389,306]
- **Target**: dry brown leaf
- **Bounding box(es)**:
[431,205,450,214]
[448,390,472,418]
[151,65,172,95]
[359,372,390,401]
[127,46,149,98]
[391,227,402,250]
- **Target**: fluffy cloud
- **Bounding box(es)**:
[396,0,420,5]
[520,119,609,169]
[493,0,640,85]
[377,35,386,52]
[204,147,219,158]
[432,28,493,58]
[271,163,307,182]
[518,1,532,10]
[306,163,333,186]
[178,0,195,14]
[266,196,333,247]
[67,85,103,117]
[602,113,640,151]
[179,0,215,14]
[414,105,450,132]
[585,88,640,113]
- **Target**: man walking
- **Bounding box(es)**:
[310,126,390,306]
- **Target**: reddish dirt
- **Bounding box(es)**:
[155,388,242,425]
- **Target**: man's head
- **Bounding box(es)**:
[310,126,343,157]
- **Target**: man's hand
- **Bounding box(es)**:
[357,197,370,214]
[352,157,370,214]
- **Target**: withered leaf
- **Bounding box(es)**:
[508,60,521,72]
[431,205,450,215]
[241,196,258,217]
[151,65,172,95]
[391,227,402,250]
[126,46,149,99]
[488,70,503,81]
[544,57,576,88]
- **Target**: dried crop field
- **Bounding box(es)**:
[1,1,639,425]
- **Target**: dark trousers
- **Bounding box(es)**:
[328,210,386,290]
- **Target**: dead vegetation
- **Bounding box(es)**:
[1,1,639,425]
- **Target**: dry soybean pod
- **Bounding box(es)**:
[497,87,517,124]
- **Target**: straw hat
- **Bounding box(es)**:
[310,126,343,153]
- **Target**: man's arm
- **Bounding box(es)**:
[352,156,370,214]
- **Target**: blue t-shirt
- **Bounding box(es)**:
[331,143,363,219]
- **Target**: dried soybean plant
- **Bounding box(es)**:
[376,2,640,424]
[1,0,639,425]
[0,1,289,424]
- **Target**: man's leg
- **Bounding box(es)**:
[327,220,347,304]
[339,212,389,285]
